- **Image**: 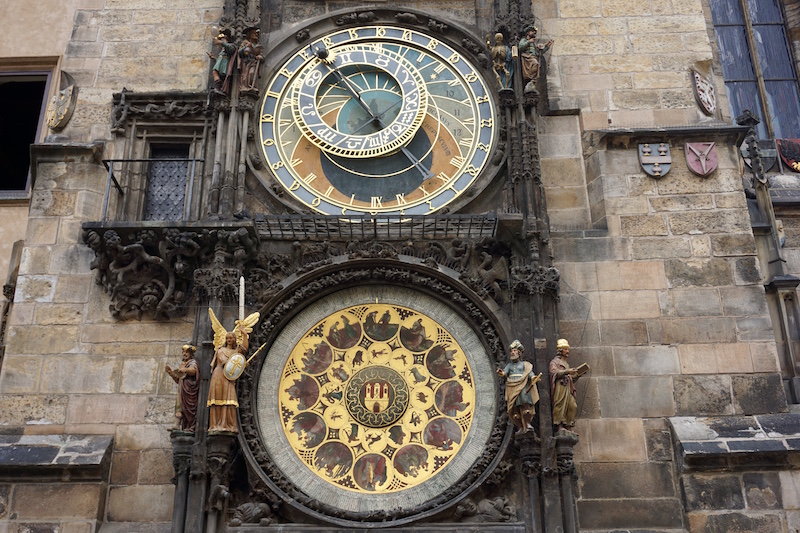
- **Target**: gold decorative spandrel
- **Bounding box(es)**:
[278,304,475,493]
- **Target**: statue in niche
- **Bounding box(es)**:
[518,25,553,89]
[166,344,199,432]
[549,338,588,432]
[207,309,260,433]
[208,28,236,94]
[238,26,263,94]
[489,32,513,88]
[496,340,541,435]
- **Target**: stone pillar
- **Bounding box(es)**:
[205,433,237,533]
[171,431,194,533]
[517,432,543,533]
[554,431,579,533]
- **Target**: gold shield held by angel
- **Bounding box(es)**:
[207,308,259,433]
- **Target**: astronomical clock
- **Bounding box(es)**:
[235,9,512,528]
[257,24,498,216]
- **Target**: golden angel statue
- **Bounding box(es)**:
[207,308,259,433]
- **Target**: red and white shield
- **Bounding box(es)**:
[685,142,717,177]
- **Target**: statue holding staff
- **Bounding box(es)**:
[496,340,541,435]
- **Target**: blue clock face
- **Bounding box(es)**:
[259,26,497,216]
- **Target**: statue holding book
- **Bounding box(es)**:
[549,338,588,432]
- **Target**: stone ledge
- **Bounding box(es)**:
[0,434,113,481]
[669,414,800,471]
[229,525,526,532]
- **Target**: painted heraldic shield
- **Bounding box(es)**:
[778,139,800,172]
[639,143,672,178]
[685,142,718,177]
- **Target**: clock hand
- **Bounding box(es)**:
[315,47,432,179]
[350,98,403,135]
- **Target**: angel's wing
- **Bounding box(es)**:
[208,308,228,350]
[234,311,260,346]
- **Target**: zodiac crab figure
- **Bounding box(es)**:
[207,308,260,433]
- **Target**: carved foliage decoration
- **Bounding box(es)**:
[83,224,258,319]
[237,267,510,526]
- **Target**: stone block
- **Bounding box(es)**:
[599,320,649,345]
[681,473,744,511]
[715,343,753,373]
[687,512,782,533]
[20,247,52,276]
[611,89,660,110]
[665,258,733,287]
[711,234,757,256]
[29,191,76,217]
[620,261,666,290]
[106,485,174,522]
[598,290,660,319]
[145,397,175,425]
[649,195,713,212]
[743,472,781,509]
[630,34,684,54]
[634,71,688,89]
[664,288,722,317]
[597,376,675,417]
[115,425,171,450]
[552,236,630,262]
[720,286,767,316]
[6,325,78,354]
[559,0,601,17]
[577,498,683,529]
[661,317,737,344]
[137,449,173,484]
[556,36,615,56]
[33,305,85,326]
[690,235,711,257]
[15,276,57,303]
[81,323,178,344]
[538,134,581,158]
[53,275,92,304]
[110,450,140,485]
[674,375,733,416]
[734,257,762,284]
[544,187,588,210]
[49,246,95,275]
[0,355,42,394]
[644,417,674,461]
[66,395,148,425]
[732,374,787,415]
[589,55,654,73]
[751,343,780,372]
[669,210,751,235]
[40,356,120,394]
[613,345,680,375]
[579,463,675,499]
[736,316,775,342]
[11,484,102,520]
[585,418,647,462]
[541,158,586,188]
[632,237,692,259]
[0,395,67,427]
[119,358,159,394]
[780,470,800,509]
[619,214,669,236]
[605,196,649,215]
[715,192,748,208]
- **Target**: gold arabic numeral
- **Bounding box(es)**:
[427,39,439,50]
[371,196,383,209]
[262,138,275,146]
[464,165,479,177]
[477,142,490,152]
[447,53,460,64]
[402,30,413,42]
[289,180,301,191]
[261,114,274,122]
[271,161,284,170]
[290,158,302,168]
[311,197,322,207]
[324,186,334,197]
[376,27,386,37]
[449,156,465,168]
[476,95,489,104]
[279,67,294,78]
[298,49,310,61]
[395,193,408,206]
[480,118,493,128]
[323,37,334,48]
[348,28,359,40]
[464,73,478,83]
[303,172,317,184]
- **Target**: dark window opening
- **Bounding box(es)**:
[144,144,190,221]
[0,77,47,192]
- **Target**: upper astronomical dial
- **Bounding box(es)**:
[259,26,497,216]
[293,44,429,159]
